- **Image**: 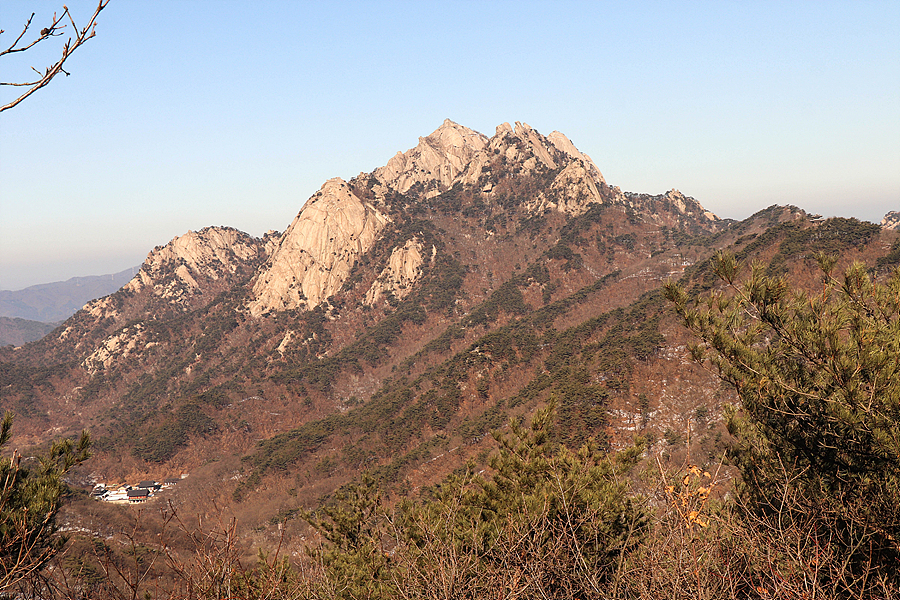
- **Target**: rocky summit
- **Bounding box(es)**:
[70,120,724,326]
[373,118,489,197]
[125,227,263,305]
[249,119,723,319]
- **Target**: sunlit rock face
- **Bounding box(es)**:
[364,237,431,307]
[248,178,390,315]
[657,189,719,222]
[447,121,611,217]
[248,119,618,316]
[123,227,261,304]
[526,158,610,216]
[232,119,726,320]
[373,119,489,197]
[81,323,155,375]
[882,211,900,231]
[72,227,262,370]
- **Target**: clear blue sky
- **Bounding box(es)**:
[2,1,898,290]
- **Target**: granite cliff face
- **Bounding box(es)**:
[881,211,900,231]
[248,178,390,315]
[466,121,608,215]
[364,237,432,307]
[252,120,615,315]
[79,226,263,323]
[367,120,607,211]
[245,120,723,317]
[54,227,264,370]
[621,189,720,228]
[369,120,717,225]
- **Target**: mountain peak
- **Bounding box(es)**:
[122,226,262,306]
[258,120,724,315]
[374,119,488,197]
[547,130,604,183]
[67,226,263,359]
[425,118,483,147]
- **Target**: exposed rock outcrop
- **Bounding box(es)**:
[82,323,155,375]
[657,189,718,222]
[364,238,431,306]
[881,211,900,230]
[456,121,574,189]
[124,227,262,304]
[246,120,724,316]
[547,130,604,183]
[262,230,283,257]
[613,189,720,232]
[378,120,613,217]
[373,119,489,197]
[249,178,390,315]
[527,159,611,216]
[79,227,262,322]
[248,120,622,315]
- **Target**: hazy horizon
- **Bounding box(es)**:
[2,1,898,290]
[0,265,140,293]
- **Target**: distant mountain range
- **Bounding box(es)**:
[0,268,137,345]
[0,317,58,347]
[0,267,137,321]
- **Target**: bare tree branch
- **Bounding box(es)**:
[0,1,109,113]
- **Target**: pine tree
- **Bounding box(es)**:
[303,475,392,600]
[665,254,900,592]
[305,403,647,599]
[0,411,91,593]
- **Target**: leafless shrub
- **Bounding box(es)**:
[614,456,899,600]
[1,1,109,112]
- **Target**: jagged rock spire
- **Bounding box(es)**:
[247,119,722,316]
[373,119,489,196]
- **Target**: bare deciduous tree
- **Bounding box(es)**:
[1,1,109,113]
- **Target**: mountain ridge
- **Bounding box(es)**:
[0,267,138,322]
[0,120,896,564]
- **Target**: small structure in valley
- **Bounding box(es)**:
[126,488,149,503]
